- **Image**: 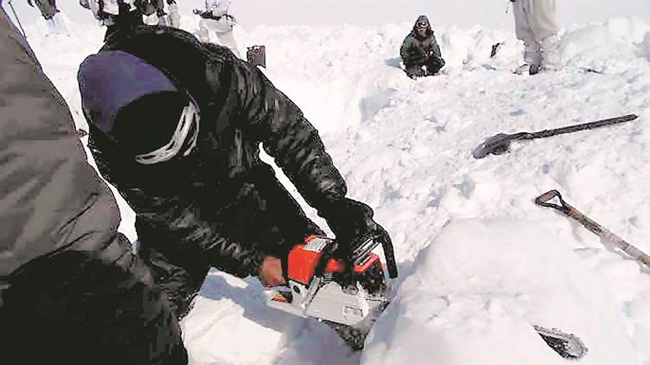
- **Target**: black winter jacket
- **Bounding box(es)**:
[400,17,445,68]
[85,27,347,283]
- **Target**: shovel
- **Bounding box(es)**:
[535,189,650,269]
[472,114,638,159]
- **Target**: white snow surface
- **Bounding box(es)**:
[10,4,650,365]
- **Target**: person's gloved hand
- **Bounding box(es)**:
[319,198,392,259]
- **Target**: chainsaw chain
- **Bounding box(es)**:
[533,325,588,360]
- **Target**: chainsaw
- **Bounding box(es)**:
[265,235,398,350]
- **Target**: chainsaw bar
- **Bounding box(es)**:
[534,325,588,360]
[322,319,371,351]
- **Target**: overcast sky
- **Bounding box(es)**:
[3,0,649,31]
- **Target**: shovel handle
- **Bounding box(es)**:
[534,189,570,213]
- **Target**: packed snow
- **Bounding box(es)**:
[6,2,650,364]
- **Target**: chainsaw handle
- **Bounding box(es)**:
[376,226,399,279]
[316,230,399,279]
[349,228,398,279]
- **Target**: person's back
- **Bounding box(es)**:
[0,8,186,365]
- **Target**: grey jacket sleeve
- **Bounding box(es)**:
[0,6,130,297]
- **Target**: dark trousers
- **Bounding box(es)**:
[1,235,187,365]
[138,165,324,319]
[34,0,58,20]
[405,57,444,79]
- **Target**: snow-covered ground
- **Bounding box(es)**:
[9,3,650,365]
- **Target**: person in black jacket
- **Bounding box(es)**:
[0,7,186,365]
[400,15,445,79]
[77,25,393,320]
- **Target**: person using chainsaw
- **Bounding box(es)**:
[193,0,241,58]
[511,0,561,75]
[77,24,393,321]
[400,15,445,79]
[0,7,186,365]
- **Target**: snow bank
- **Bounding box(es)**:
[362,219,639,365]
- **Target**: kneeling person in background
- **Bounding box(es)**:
[400,15,445,79]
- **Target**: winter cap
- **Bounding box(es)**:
[78,50,199,161]
[415,15,430,29]
[78,50,179,135]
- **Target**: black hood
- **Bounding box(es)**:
[411,15,433,39]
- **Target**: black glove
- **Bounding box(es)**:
[320,198,392,260]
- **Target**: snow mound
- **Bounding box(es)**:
[362,219,639,365]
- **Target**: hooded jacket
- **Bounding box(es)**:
[400,15,445,68]
[0,9,184,364]
[80,26,348,310]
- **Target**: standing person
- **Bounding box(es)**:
[77,25,393,320]
[140,0,164,25]
[400,15,446,79]
[80,0,143,41]
[0,6,187,365]
[511,0,561,75]
[164,0,181,28]
[28,0,67,34]
[193,0,241,58]
[138,0,179,27]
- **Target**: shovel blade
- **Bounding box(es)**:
[472,133,513,159]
